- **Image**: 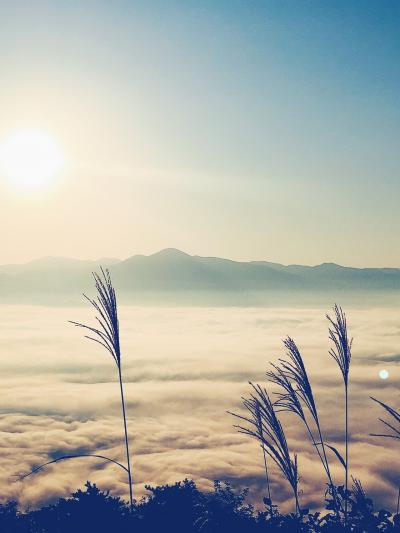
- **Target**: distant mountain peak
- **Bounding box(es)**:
[316,262,343,269]
[150,248,191,258]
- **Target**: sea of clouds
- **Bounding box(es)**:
[0,304,398,513]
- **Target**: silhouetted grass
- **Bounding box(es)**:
[254,400,273,513]
[70,268,134,511]
[370,397,400,440]
[267,339,340,516]
[327,304,352,524]
[230,305,359,527]
[229,383,300,514]
[16,269,134,512]
[371,397,400,514]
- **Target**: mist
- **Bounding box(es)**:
[0,304,398,513]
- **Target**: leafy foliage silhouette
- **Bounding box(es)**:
[2,479,400,532]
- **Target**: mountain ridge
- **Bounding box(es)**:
[2,248,375,270]
[0,248,351,270]
[1,249,400,305]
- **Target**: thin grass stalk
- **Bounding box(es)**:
[255,402,272,513]
[16,454,129,481]
[261,444,273,513]
[293,455,300,515]
[345,382,348,519]
[397,486,400,516]
[313,414,341,514]
[118,363,133,511]
[71,268,134,511]
[327,304,352,525]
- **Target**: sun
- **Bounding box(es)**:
[0,129,65,189]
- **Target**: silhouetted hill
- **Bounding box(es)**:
[1,249,400,305]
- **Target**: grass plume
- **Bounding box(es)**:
[327,304,352,523]
[229,383,300,514]
[70,268,134,511]
[268,339,340,515]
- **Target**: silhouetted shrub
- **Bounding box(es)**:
[0,501,24,532]
[137,479,202,533]
[3,479,400,532]
[27,482,132,533]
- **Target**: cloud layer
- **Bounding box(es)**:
[0,304,398,513]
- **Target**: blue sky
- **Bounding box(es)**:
[0,1,399,266]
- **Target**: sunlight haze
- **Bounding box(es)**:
[1,1,399,266]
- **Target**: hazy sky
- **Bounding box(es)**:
[1,1,399,266]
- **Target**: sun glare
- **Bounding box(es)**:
[379,369,389,380]
[0,130,65,189]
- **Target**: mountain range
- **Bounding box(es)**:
[1,248,400,305]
